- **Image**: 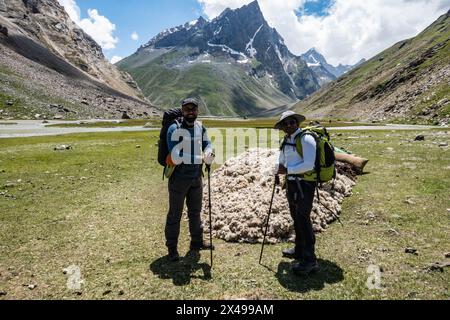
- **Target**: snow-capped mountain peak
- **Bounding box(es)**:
[301,48,364,79]
[133,1,321,103]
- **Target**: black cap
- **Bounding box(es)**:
[181,98,199,108]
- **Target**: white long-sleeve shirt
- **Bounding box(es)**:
[278,128,317,179]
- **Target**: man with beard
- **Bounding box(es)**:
[165,98,215,262]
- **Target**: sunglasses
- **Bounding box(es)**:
[182,105,198,112]
[282,119,298,127]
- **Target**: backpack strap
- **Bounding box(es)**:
[280,131,302,152]
[199,122,206,139]
[279,136,287,151]
[175,118,184,129]
[293,130,317,158]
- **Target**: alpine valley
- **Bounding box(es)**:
[118,1,359,117]
[0,0,159,120]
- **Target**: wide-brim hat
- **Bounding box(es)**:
[274,111,306,130]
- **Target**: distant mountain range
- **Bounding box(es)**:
[118,0,361,116]
[301,48,366,83]
[1,0,446,123]
[294,9,450,125]
[0,0,159,120]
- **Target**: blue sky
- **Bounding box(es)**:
[60,0,450,65]
[296,0,334,17]
[75,0,205,62]
[68,0,333,62]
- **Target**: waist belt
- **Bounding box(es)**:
[286,176,304,200]
[287,174,305,181]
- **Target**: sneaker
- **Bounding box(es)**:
[282,247,301,260]
[168,247,180,262]
[190,242,215,251]
[292,262,320,276]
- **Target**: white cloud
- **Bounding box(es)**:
[198,0,253,17]
[131,31,139,41]
[110,56,123,64]
[58,0,119,50]
[198,0,450,65]
[58,0,81,22]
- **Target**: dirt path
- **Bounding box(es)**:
[329,124,440,131]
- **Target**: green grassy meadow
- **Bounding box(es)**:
[0,127,449,299]
[46,118,376,129]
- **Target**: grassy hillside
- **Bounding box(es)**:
[118,48,294,116]
[0,64,83,119]
[0,128,449,299]
[294,10,450,124]
[0,46,158,120]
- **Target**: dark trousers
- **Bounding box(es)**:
[165,175,204,249]
[286,179,318,264]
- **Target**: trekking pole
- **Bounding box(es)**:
[206,165,213,268]
[259,175,279,265]
[316,186,344,227]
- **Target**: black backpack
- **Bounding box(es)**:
[157,108,183,167]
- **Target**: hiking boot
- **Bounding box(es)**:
[168,247,180,262]
[292,262,320,276]
[282,247,301,260]
[190,241,215,251]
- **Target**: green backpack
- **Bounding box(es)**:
[281,125,336,183]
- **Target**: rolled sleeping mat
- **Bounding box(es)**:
[335,152,369,174]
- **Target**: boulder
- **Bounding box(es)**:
[414,135,425,141]
[54,145,72,151]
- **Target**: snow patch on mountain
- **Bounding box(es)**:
[237,58,250,64]
[245,24,263,58]
[207,41,247,59]
[274,45,283,64]
[307,54,321,67]
[214,26,222,36]
[307,62,321,67]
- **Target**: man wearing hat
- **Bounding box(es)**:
[165,98,215,262]
[275,111,319,275]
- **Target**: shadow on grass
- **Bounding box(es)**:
[149,250,212,286]
[276,259,344,293]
